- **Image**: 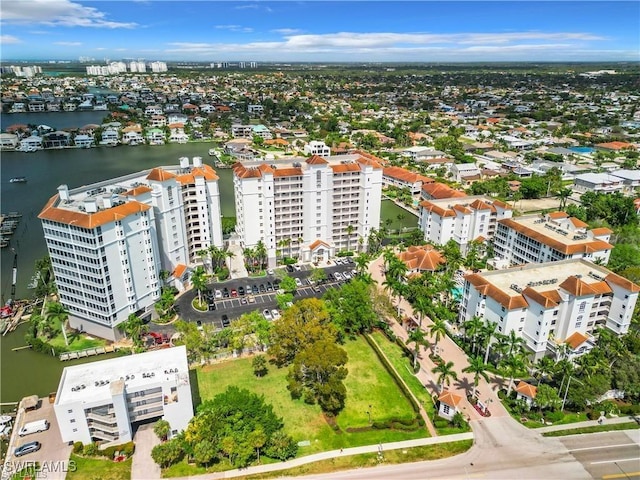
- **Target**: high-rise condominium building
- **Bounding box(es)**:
[460,259,639,360]
[39,157,222,340]
[232,152,383,266]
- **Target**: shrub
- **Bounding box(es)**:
[83,442,99,457]
[120,441,135,457]
[72,442,83,454]
[619,404,640,415]
[101,445,119,459]
[217,268,229,281]
[587,409,600,420]
[545,410,565,423]
[433,418,449,428]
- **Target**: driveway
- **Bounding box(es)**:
[131,423,161,480]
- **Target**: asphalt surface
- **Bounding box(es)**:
[152,261,358,334]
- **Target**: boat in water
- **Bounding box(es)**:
[9,177,27,183]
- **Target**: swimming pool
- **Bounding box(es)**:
[451,287,463,300]
[569,146,595,154]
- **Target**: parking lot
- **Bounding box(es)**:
[3,399,72,480]
[162,261,358,332]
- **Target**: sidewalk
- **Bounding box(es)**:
[536,415,640,433]
[171,432,474,480]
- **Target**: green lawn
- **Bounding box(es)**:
[236,440,474,479]
[45,319,107,351]
[194,336,427,455]
[370,331,435,417]
[66,454,132,480]
[542,422,639,437]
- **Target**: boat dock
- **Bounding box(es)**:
[59,344,118,361]
[2,305,25,336]
[0,212,21,248]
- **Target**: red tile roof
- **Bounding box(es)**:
[438,390,463,407]
[515,381,537,399]
[398,245,446,272]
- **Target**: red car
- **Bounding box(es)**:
[231,289,238,297]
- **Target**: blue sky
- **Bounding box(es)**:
[1,1,638,62]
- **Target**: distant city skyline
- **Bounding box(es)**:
[1,1,639,62]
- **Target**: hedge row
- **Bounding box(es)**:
[364,334,421,415]
[73,441,135,458]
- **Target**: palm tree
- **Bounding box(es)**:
[117,313,149,347]
[45,301,69,346]
[533,356,556,382]
[413,296,431,329]
[346,224,355,252]
[556,187,573,211]
[197,249,210,272]
[190,266,208,305]
[463,356,490,398]
[224,249,235,271]
[429,317,448,355]
[432,360,458,392]
[503,330,527,357]
[407,329,428,370]
[277,239,287,263]
[354,253,370,276]
[500,354,526,397]
[243,247,255,273]
[463,316,484,354]
[481,321,498,364]
[255,240,267,270]
[382,247,396,272]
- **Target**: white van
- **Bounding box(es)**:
[19,419,49,437]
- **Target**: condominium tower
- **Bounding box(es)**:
[39,157,222,339]
[460,259,639,360]
[232,152,383,266]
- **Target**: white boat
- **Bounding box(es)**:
[0,415,12,424]
[9,177,27,183]
[17,144,37,153]
[209,148,216,156]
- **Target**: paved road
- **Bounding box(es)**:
[560,429,640,480]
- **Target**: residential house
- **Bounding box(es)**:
[168,123,189,144]
[437,390,463,421]
[451,163,482,184]
[304,140,331,157]
[573,173,626,195]
[146,128,166,145]
[383,166,434,195]
[397,245,445,274]
[515,382,537,407]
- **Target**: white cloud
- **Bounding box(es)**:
[214,24,253,33]
[54,41,81,46]
[1,0,137,28]
[0,34,21,44]
[163,29,618,61]
[235,3,272,13]
[271,28,303,35]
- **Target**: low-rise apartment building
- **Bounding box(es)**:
[419,196,512,253]
[304,141,331,157]
[459,259,639,360]
[233,152,382,266]
[493,212,612,266]
[54,346,193,446]
[39,157,223,339]
[383,166,434,195]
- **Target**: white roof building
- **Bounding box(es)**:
[54,346,193,446]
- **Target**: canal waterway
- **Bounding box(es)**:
[1,111,110,131]
[0,130,417,404]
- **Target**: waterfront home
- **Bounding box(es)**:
[9,102,26,113]
[19,135,43,150]
[231,124,253,138]
[100,128,120,146]
[146,128,166,145]
[0,133,19,150]
[122,125,144,145]
[167,113,188,125]
[28,101,46,112]
[74,134,95,149]
[168,123,189,144]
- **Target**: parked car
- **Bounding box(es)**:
[247,295,256,304]
[208,301,216,311]
[259,283,266,293]
[286,265,294,273]
[271,309,281,320]
[231,289,238,298]
[294,264,302,271]
[343,272,352,280]
[215,289,222,299]
[238,286,245,296]
[267,269,275,275]
[262,309,273,320]
[223,288,230,298]
[14,441,41,457]
[346,257,354,264]
[221,314,230,327]
[295,277,302,287]
[334,272,344,281]
[196,320,203,331]
[266,281,273,291]
[19,420,49,437]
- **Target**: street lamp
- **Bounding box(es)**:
[366,404,372,424]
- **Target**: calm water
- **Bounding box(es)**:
[1,111,109,131]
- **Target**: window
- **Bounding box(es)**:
[442,404,450,414]
[70,419,76,423]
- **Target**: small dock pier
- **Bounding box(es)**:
[0,212,21,248]
[59,344,118,361]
